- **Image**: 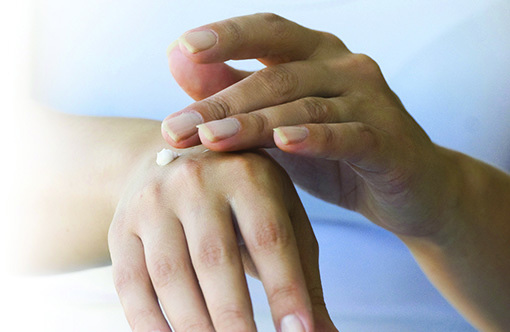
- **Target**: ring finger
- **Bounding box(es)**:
[196,96,352,151]
[109,232,172,332]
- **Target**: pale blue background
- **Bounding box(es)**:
[30,0,510,330]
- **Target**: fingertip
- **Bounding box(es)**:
[166,39,179,58]
[196,123,216,142]
[273,126,323,159]
[161,120,179,143]
[179,29,218,54]
[196,118,241,144]
[277,303,315,332]
[161,112,203,143]
[273,126,312,155]
[273,128,289,145]
[161,121,201,149]
[273,126,309,145]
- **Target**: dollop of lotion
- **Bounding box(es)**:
[156,149,180,166]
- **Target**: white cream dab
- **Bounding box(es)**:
[156,149,180,166]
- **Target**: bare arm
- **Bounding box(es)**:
[402,147,510,332]
[12,105,161,271]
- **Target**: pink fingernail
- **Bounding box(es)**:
[162,112,203,142]
[197,118,240,142]
[273,127,308,145]
[180,30,218,53]
[281,314,305,332]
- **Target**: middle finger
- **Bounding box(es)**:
[162,59,348,146]
[141,214,215,331]
[180,195,257,331]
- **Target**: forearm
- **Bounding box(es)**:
[402,146,510,332]
[12,104,167,273]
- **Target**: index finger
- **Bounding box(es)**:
[176,13,345,66]
[162,14,349,148]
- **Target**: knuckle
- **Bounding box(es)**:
[318,31,346,53]
[221,19,243,44]
[348,53,382,78]
[222,152,283,189]
[357,123,379,153]
[225,153,256,175]
[196,237,235,269]
[172,157,205,187]
[248,112,271,135]
[214,304,249,330]
[203,95,235,118]
[314,124,338,159]
[250,220,290,253]
[320,31,343,46]
[258,12,284,23]
[112,267,146,296]
[259,13,288,37]
[345,123,379,163]
[124,174,168,212]
[267,283,301,306]
[137,180,164,206]
[174,316,213,332]
[256,66,299,101]
[299,97,333,123]
[128,307,162,332]
[320,124,336,147]
[149,255,184,289]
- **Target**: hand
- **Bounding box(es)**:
[162,13,459,239]
[108,147,337,331]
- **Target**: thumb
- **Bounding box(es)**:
[167,41,251,100]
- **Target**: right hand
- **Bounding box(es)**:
[108,147,337,332]
[162,13,459,239]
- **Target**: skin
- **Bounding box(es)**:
[11,105,337,331]
[161,13,510,332]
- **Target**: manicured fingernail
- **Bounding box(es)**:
[180,30,217,53]
[281,314,305,332]
[162,112,203,142]
[196,118,240,142]
[274,127,308,145]
[166,39,179,57]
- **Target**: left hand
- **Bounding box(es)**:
[109,146,337,332]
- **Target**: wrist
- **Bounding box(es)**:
[109,119,206,212]
[400,146,510,332]
[398,145,466,247]
[401,144,507,247]
[107,119,167,213]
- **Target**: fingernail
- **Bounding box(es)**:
[273,127,308,145]
[281,314,305,332]
[196,118,240,142]
[180,30,217,53]
[166,39,179,57]
[162,112,203,142]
